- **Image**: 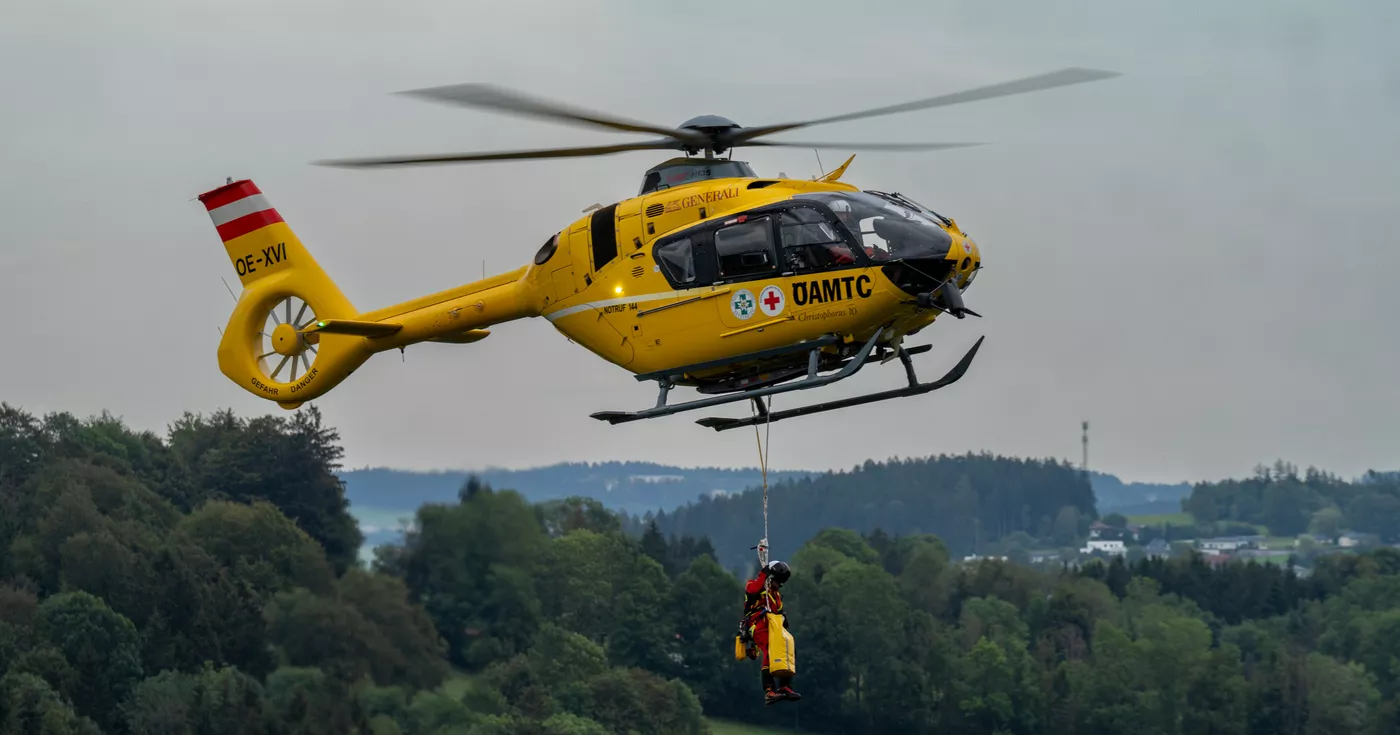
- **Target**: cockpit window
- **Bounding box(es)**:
[534,234,559,266]
[865,190,951,226]
[655,237,697,284]
[715,217,777,279]
[794,191,952,262]
[779,207,858,272]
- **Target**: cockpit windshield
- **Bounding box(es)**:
[794,191,952,262]
[864,190,951,227]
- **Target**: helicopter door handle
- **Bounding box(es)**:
[637,287,731,318]
[720,315,792,338]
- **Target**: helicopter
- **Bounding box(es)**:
[198,67,1119,430]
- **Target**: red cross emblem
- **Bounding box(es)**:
[759,285,785,317]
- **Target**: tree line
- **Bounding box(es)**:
[1183,460,1400,540]
[4,402,1399,733]
[624,453,1098,572]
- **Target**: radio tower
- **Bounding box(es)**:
[1081,421,1089,474]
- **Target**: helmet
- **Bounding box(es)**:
[767,560,791,585]
[827,198,859,231]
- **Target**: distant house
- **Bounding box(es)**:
[961,554,1009,563]
[1204,553,1234,567]
[1029,550,1062,564]
[1127,524,1146,541]
[1081,539,1126,556]
[1296,533,1333,547]
[1089,521,1115,540]
[1145,538,1171,559]
[1197,536,1261,554]
[1339,533,1378,548]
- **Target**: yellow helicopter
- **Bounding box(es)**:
[198,68,1118,430]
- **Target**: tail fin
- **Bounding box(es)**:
[198,179,543,410]
[198,179,368,409]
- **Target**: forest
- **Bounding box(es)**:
[2,401,1398,734]
[1182,461,1400,540]
[627,454,1099,571]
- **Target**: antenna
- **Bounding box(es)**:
[813,149,825,177]
[217,276,236,341]
[1081,420,1089,473]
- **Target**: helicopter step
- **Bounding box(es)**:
[589,328,983,427]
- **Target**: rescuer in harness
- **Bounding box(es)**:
[739,560,802,704]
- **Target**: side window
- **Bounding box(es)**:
[655,237,697,285]
[589,204,618,270]
[779,208,857,272]
[714,217,777,280]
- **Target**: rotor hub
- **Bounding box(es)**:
[271,322,304,356]
[674,115,742,155]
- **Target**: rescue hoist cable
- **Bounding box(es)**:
[749,395,774,568]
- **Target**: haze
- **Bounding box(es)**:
[3,0,1396,485]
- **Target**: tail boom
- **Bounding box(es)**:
[198,179,541,409]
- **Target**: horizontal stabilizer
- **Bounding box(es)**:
[429,329,491,344]
[301,319,403,338]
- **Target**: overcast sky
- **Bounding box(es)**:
[3,0,1397,485]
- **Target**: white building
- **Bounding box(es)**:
[1081,539,1126,556]
[1198,536,1260,554]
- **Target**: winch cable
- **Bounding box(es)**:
[749,396,774,567]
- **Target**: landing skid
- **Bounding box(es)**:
[697,335,983,431]
[588,327,983,429]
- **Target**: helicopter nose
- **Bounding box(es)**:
[910,234,982,318]
[956,235,980,274]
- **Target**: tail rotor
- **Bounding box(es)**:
[259,295,320,384]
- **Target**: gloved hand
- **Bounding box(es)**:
[738,621,752,642]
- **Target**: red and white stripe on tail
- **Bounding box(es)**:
[197,178,311,288]
[199,179,286,243]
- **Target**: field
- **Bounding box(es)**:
[437,675,796,733]
[707,718,794,735]
[1126,512,1196,526]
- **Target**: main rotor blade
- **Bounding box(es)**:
[396,83,706,145]
[742,141,985,152]
[731,67,1121,143]
[314,139,683,168]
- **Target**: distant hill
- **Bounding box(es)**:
[1089,471,1191,512]
[627,453,1096,573]
[343,461,1193,566]
[339,461,812,516]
